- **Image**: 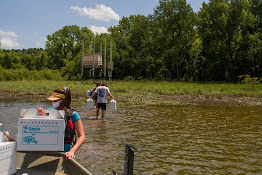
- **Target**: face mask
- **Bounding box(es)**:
[52,101,61,109]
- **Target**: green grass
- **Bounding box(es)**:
[109,80,262,96]
[0,80,261,106]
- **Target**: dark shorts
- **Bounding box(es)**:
[97,103,106,110]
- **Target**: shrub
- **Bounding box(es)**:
[124,76,134,81]
[0,68,63,81]
[0,66,4,81]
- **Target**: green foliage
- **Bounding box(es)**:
[60,59,78,80]
[0,66,4,81]
[0,68,63,81]
[1,0,262,82]
[153,0,197,79]
[197,0,261,81]
[124,76,134,81]
[45,25,93,70]
[2,80,262,106]
[238,74,262,90]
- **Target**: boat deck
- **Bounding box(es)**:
[16,152,92,175]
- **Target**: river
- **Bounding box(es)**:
[0,102,261,174]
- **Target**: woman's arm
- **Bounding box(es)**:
[65,119,85,160]
[89,92,97,99]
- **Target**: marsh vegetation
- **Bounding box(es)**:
[0,80,261,106]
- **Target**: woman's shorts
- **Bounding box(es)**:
[97,103,106,110]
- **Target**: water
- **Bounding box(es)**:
[0,102,262,174]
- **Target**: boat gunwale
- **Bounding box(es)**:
[16,151,92,175]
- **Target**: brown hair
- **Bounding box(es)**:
[54,87,71,109]
[93,82,100,91]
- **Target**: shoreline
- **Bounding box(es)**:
[1,91,261,107]
[0,80,261,107]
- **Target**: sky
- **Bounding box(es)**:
[0,0,207,50]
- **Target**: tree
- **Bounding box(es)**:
[248,0,262,77]
[238,74,262,90]
[153,0,197,80]
[23,54,35,70]
[108,18,132,79]
[46,25,93,70]
[45,25,94,79]
[128,15,154,79]
[2,53,12,69]
[197,0,259,81]
[35,52,48,70]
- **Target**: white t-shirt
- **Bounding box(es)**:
[95,86,110,103]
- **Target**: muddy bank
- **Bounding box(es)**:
[164,94,262,106]
[0,92,48,102]
[1,91,261,106]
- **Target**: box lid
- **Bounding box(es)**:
[20,108,65,119]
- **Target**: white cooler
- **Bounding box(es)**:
[87,99,93,110]
[110,100,116,110]
[0,131,16,175]
[17,108,65,151]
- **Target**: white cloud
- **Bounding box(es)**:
[90,26,109,35]
[1,37,20,48]
[40,36,47,41]
[33,32,47,48]
[70,4,120,22]
[0,29,20,48]
[0,30,17,38]
[35,41,41,47]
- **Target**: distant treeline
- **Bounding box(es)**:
[0,49,62,81]
[0,0,261,81]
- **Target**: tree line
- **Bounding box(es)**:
[0,0,261,82]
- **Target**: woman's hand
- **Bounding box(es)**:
[36,106,46,116]
[65,151,75,160]
[66,119,85,160]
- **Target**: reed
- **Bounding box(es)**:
[0,80,261,106]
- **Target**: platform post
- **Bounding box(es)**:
[124,144,135,175]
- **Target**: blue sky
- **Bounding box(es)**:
[0,0,207,50]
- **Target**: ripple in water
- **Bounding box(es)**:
[1,102,262,174]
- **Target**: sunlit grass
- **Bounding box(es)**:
[0,80,261,106]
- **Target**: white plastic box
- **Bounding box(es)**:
[87,90,92,98]
[87,99,93,110]
[0,131,16,175]
[110,100,116,110]
[17,108,65,151]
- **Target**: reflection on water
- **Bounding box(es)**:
[1,102,262,174]
[0,102,51,137]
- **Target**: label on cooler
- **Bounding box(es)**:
[22,125,59,145]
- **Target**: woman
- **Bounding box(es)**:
[36,87,85,160]
[90,82,100,108]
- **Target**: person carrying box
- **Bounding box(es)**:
[36,87,85,160]
[89,82,115,119]
[90,82,100,108]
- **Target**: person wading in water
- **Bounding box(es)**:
[89,82,115,119]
